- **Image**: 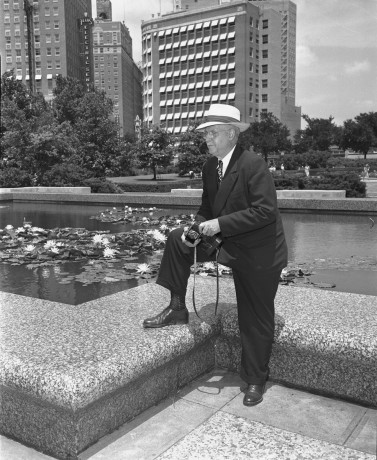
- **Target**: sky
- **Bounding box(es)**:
[92,0,377,127]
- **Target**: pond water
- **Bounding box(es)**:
[0,202,376,304]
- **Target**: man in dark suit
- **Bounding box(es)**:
[143,104,288,406]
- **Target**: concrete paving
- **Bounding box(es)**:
[1,370,375,460]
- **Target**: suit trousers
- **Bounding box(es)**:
[156,227,281,385]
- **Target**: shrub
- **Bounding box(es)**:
[273,172,366,197]
[327,157,377,170]
[0,167,34,187]
[40,163,93,186]
[82,177,123,194]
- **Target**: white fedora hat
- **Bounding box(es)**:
[196,103,249,132]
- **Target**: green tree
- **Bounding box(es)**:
[1,70,59,181]
[341,112,377,159]
[242,112,291,162]
[52,75,123,176]
[133,124,173,180]
[176,122,209,174]
[294,115,341,153]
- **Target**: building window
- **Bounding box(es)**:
[262,64,268,74]
[55,47,60,56]
[55,61,60,69]
[45,7,50,15]
[249,17,253,27]
[45,20,50,29]
[262,34,268,44]
[262,19,268,29]
[262,79,268,88]
[262,94,268,102]
[46,47,52,55]
[249,77,253,87]
[47,61,52,69]
[262,49,268,58]
[46,34,51,43]
[249,93,253,102]
[54,33,59,42]
[54,20,59,29]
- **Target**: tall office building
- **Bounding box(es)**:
[0,0,92,100]
[92,1,143,136]
[141,0,300,136]
[250,0,300,133]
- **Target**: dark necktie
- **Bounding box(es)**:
[217,159,223,185]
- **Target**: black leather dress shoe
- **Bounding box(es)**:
[143,306,189,328]
[243,384,265,406]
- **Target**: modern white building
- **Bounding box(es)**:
[141,0,300,136]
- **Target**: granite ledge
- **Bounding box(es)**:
[0,286,221,411]
[216,282,377,406]
[1,280,376,409]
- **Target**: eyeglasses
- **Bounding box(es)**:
[202,128,231,139]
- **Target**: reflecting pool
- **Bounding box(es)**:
[0,202,376,304]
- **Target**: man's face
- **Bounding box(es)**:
[202,125,233,158]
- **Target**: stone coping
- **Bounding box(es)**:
[0,190,376,213]
[0,187,91,194]
[172,188,347,199]
[0,279,376,458]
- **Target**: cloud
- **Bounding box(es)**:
[296,45,317,67]
[345,60,371,75]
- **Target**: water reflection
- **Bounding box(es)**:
[282,213,375,260]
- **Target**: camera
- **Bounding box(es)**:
[185,223,223,256]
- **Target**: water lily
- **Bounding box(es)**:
[152,230,167,242]
[136,263,151,274]
[92,234,103,245]
[203,262,216,271]
[44,240,57,249]
[103,247,117,258]
[5,225,14,230]
[175,219,182,225]
[281,268,288,277]
[160,224,168,231]
[24,245,36,252]
[56,242,65,247]
[15,227,25,234]
[31,227,44,233]
[101,237,110,246]
[50,247,60,254]
[142,217,149,222]
[23,223,32,229]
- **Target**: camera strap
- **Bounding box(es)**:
[192,246,220,320]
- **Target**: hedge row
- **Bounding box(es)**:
[116,178,203,193]
[274,172,366,198]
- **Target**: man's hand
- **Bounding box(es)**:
[199,219,220,237]
[181,226,201,247]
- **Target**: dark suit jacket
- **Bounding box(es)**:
[197,144,288,273]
